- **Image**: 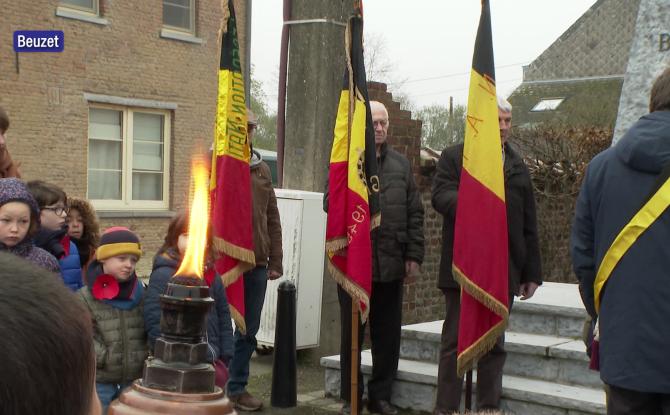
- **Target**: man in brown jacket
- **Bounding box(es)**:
[227,109,283,412]
[0,106,21,178]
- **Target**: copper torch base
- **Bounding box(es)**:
[109,380,236,415]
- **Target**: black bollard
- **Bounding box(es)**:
[271,280,297,408]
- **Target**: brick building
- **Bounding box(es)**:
[1,0,249,275]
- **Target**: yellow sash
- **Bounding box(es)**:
[594,177,670,313]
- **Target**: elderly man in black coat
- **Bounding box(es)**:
[330,100,424,415]
[571,67,670,414]
[431,96,542,414]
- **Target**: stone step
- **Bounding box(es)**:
[509,282,588,338]
[321,351,606,414]
[399,322,601,388]
[504,332,601,388]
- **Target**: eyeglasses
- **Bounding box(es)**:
[42,205,69,216]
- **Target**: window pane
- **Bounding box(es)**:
[89,139,122,170]
[88,171,121,200]
[531,98,565,112]
[133,142,163,171]
[61,0,95,10]
[163,0,192,30]
[89,108,122,140]
[134,113,163,143]
[133,172,163,201]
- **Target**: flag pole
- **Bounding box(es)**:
[351,301,360,414]
[465,370,473,411]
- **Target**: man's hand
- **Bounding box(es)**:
[518,282,539,300]
[268,270,282,280]
[405,260,420,278]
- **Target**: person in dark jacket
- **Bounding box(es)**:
[144,212,234,387]
[334,100,424,415]
[67,196,101,270]
[431,96,542,413]
[0,178,59,272]
[27,180,83,291]
[571,67,670,414]
[78,227,146,414]
[0,106,21,178]
[0,252,102,415]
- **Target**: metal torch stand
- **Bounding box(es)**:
[109,278,235,414]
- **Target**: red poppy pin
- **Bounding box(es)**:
[92,274,119,300]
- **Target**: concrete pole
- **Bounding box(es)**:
[283,0,355,357]
[283,0,354,191]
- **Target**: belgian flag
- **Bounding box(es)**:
[325,13,380,322]
[452,0,509,376]
[210,0,255,334]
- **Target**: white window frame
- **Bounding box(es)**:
[162,0,196,35]
[58,0,99,16]
[87,104,171,211]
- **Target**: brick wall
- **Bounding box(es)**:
[368,82,445,325]
[1,0,248,275]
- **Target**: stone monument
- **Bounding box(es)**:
[613,0,670,144]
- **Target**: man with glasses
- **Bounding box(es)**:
[336,100,424,415]
[27,180,84,291]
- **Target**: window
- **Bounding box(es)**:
[59,0,98,15]
[531,98,565,112]
[88,107,170,210]
[163,0,195,34]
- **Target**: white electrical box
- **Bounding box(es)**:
[256,189,326,349]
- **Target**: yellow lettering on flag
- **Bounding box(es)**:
[215,70,250,163]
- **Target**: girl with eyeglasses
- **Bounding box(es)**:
[27,180,83,291]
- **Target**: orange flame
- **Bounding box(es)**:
[175,157,210,278]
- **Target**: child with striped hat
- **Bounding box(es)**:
[77,226,147,413]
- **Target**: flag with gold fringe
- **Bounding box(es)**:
[211,0,255,334]
[453,0,509,376]
[325,13,380,322]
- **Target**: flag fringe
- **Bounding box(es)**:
[456,319,507,377]
[213,237,256,264]
[220,262,254,287]
[453,264,508,319]
[327,257,370,323]
[228,302,247,335]
[452,264,509,376]
[325,237,348,254]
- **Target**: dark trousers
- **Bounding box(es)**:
[607,384,670,415]
[338,280,403,403]
[434,288,512,413]
[227,266,268,396]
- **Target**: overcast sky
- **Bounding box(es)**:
[250,0,597,111]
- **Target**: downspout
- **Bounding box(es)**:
[276,0,291,188]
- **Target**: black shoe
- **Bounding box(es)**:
[340,402,362,415]
[367,399,398,415]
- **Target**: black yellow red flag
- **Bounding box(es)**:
[325,13,380,322]
[452,0,510,376]
[211,0,256,334]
